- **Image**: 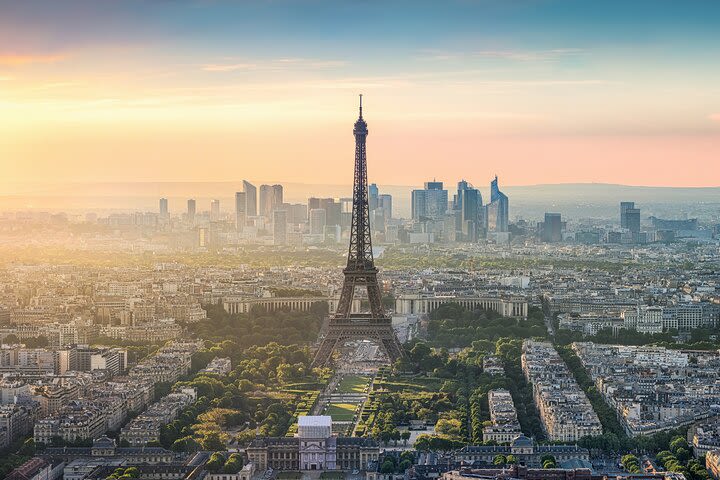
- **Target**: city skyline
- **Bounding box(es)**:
[2,0,720,187]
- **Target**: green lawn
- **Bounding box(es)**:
[320,472,346,480]
[277,473,302,479]
[326,402,358,422]
[336,375,369,394]
[382,377,445,392]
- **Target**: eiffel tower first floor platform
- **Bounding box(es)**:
[311,315,404,368]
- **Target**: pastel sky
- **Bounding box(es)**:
[1,0,720,187]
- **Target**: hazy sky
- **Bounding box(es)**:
[1,0,719,187]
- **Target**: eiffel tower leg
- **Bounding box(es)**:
[335,277,356,318]
[381,336,404,363]
[312,334,340,368]
[368,329,402,364]
[366,280,385,318]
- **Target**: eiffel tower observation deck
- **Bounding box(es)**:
[311,96,404,368]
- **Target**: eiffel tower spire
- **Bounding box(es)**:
[312,96,404,367]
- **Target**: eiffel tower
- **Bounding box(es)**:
[311,96,404,368]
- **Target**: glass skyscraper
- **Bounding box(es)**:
[411,181,448,221]
[486,176,509,233]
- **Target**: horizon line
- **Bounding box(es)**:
[1,180,720,190]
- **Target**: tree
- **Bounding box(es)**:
[19,438,36,456]
[670,436,687,454]
[171,436,200,452]
[493,455,507,465]
[656,451,674,467]
[24,335,49,348]
[401,431,411,445]
[223,453,244,473]
[124,468,140,479]
[391,429,401,446]
[435,418,463,438]
[541,455,557,469]
[414,434,432,452]
[206,452,226,473]
[675,447,690,463]
[506,455,517,465]
[380,460,395,474]
[621,454,640,473]
[201,432,227,451]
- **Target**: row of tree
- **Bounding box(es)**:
[426,304,547,349]
[189,303,326,349]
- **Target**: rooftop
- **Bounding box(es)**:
[298,415,332,427]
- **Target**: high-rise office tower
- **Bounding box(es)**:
[626,207,641,236]
[461,188,482,241]
[273,210,287,245]
[486,176,509,233]
[369,183,379,211]
[620,201,635,229]
[370,209,386,233]
[543,213,562,242]
[287,203,307,224]
[308,198,340,226]
[235,191,247,231]
[259,184,283,218]
[368,183,392,229]
[378,194,392,220]
[309,208,327,235]
[411,181,448,221]
[272,184,283,213]
[454,180,471,211]
[159,198,168,217]
[243,180,257,217]
[340,197,353,228]
[187,199,196,224]
[210,199,220,221]
[411,191,426,221]
[259,185,271,217]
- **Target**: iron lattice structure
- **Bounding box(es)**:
[312,96,404,368]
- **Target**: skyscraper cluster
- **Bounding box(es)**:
[156,180,398,248]
[410,176,509,243]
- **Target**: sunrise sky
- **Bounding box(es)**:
[1,0,719,187]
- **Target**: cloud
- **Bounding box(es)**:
[418,48,584,62]
[275,58,347,68]
[473,48,584,61]
[0,54,65,65]
[201,57,347,72]
[202,63,257,72]
[709,113,720,123]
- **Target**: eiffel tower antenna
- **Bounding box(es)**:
[312,96,404,368]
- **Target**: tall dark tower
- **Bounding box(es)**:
[312,96,404,367]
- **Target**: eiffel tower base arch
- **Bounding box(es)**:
[312,318,404,368]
